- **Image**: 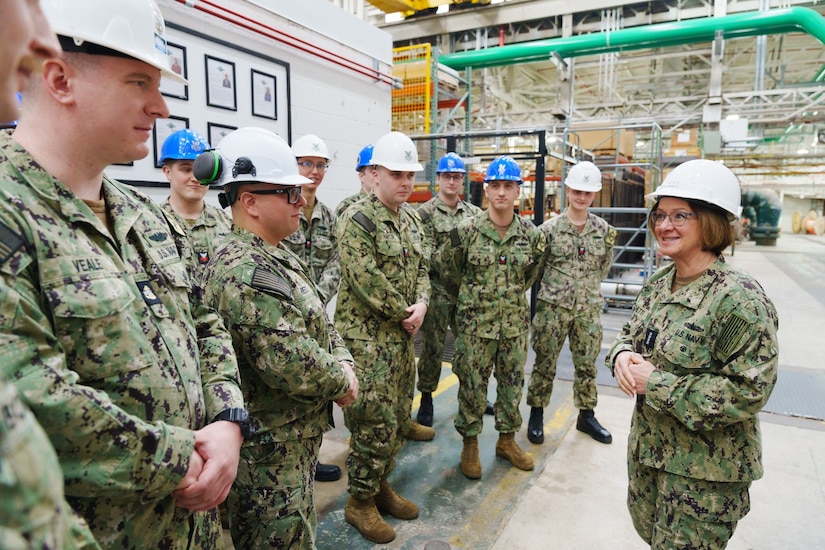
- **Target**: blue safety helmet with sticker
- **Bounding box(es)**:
[436,152,466,174]
[158,128,211,167]
[484,155,522,184]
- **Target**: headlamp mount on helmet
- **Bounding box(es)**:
[233,157,256,179]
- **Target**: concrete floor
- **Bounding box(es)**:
[237,233,825,549]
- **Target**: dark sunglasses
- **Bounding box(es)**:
[246,186,303,204]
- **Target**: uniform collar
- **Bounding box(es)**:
[649,257,726,309]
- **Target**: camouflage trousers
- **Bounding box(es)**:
[343,338,415,499]
[226,434,322,550]
[628,460,751,549]
[527,303,602,410]
[453,331,527,437]
[417,285,457,393]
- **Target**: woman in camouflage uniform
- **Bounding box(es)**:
[608,159,779,549]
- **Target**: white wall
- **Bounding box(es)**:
[114,0,392,211]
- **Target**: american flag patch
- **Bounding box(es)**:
[716,313,749,358]
[0,221,24,265]
[251,267,292,299]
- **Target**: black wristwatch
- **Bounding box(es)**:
[212,408,254,439]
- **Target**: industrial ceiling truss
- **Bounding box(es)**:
[336,0,825,193]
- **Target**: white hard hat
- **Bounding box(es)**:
[292,134,330,160]
[42,0,186,85]
[565,161,603,192]
[646,159,742,220]
[370,131,424,172]
[194,127,312,187]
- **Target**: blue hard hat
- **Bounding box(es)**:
[159,128,211,167]
[356,144,375,171]
[436,152,466,173]
[484,155,522,183]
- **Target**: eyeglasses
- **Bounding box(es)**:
[439,173,465,181]
[247,186,303,204]
[298,161,329,171]
[649,211,696,227]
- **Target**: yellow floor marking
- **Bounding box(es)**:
[412,361,458,408]
[448,394,577,548]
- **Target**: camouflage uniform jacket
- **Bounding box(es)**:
[417,195,482,292]
[607,257,778,481]
[202,227,352,443]
[161,199,231,268]
[282,199,340,304]
[0,135,243,547]
[536,211,616,312]
[334,189,368,219]
[444,213,547,339]
[335,194,430,342]
[0,379,99,549]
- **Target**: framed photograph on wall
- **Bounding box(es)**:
[153,116,190,168]
[207,122,237,148]
[205,55,237,111]
[159,42,188,100]
[251,69,277,120]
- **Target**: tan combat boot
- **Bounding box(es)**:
[406,421,435,441]
[375,479,419,519]
[495,432,534,471]
[460,436,482,479]
[344,496,395,543]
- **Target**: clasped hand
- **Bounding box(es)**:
[613,351,657,398]
[172,421,243,512]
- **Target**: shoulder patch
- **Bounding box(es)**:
[716,312,749,359]
[352,211,376,233]
[606,226,617,247]
[251,267,292,299]
[0,221,25,265]
[536,232,547,253]
[418,209,431,223]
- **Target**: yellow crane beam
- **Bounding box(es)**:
[366,0,489,17]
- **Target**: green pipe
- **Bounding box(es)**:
[439,7,825,71]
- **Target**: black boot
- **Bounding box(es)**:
[315,462,342,482]
[527,406,544,444]
[484,401,495,415]
[576,409,612,444]
[417,392,434,427]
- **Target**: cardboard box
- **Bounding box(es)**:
[670,128,698,149]
[573,128,636,158]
